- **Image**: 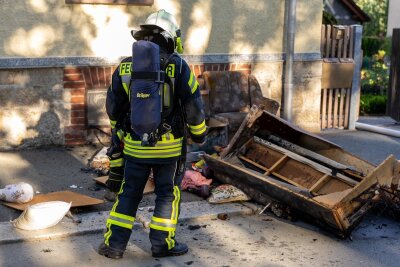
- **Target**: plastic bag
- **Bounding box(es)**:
[13,201,71,231]
[207,184,250,204]
[0,182,34,203]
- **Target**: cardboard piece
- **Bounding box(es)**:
[1,191,104,211]
[93,176,155,194]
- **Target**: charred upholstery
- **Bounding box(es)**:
[199,71,279,134]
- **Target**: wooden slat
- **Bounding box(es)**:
[344,88,351,128]
[337,34,344,59]
[327,89,333,128]
[254,138,358,186]
[325,25,331,57]
[321,25,326,57]
[238,155,307,189]
[331,28,337,58]
[338,88,346,127]
[271,172,307,189]
[321,88,327,128]
[340,155,397,204]
[333,89,339,128]
[342,27,349,58]
[264,155,288,175]
[238,155,269,172]
[266,135,360,174]
[310,174,331,193]
[349,27,354,59]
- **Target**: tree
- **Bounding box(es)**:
[355,0,388,37]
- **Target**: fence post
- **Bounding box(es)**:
[348,25,363,130]
[388,28,400,121]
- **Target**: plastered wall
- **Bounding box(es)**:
[0,0,322,58]
[0,0,323,149]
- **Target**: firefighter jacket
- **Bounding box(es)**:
[106,53,206,163]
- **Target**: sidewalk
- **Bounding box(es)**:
[0,144,203,223]
[0,201,255,245]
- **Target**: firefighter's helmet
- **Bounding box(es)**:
[131,9,184,54]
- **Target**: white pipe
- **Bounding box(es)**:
[355,122,400,138]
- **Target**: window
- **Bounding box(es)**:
[65,0,153,5]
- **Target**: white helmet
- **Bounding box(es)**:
[131,10,184,53]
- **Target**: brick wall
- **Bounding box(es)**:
[63,62,252,145]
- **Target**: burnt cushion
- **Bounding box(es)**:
[203,71,250,114]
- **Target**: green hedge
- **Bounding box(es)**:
[360,94,387,115]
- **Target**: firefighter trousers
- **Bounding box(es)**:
[103,159,182,253]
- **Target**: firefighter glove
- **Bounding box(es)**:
[106,129,124,160]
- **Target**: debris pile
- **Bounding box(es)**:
[203,106,400,237]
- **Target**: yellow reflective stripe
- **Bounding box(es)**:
[188,71,199,94]
[151,216,177,225]
[163,84,170,108]
[117,129,124,139]
[190,126,206,135]
[111,180,125,213]
[125,146,181,153]
[191,80,199,94]
[104,218,113,246]
[105,179,126,245]
[166,231,175,250]
[123,149,181,159]
[124,146,182,153]
[189,120,205,130]
[110,120,117,129]
[109,158,123,167]
[149,220,176,229]
[161,132,173,141]
[189,120,206,135]
[107,218,133,230]
[110,211,135,222]
[149,224,175,232]
[108,216,134,228]
[172,186,180,221]
[122,83,129,97]
[104,229,112,246]
[188,72,194,88]
[124,138,183,149]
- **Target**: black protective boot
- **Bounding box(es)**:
[98,243,124,259]
[152,242,189,258]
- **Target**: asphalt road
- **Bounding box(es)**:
[0,212,399,267]
[0,117,399,266]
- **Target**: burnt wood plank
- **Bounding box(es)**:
[254,137,358,186]
[340,155,397,204]
[204,155,344,233]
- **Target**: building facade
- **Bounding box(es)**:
[0,0,323,149]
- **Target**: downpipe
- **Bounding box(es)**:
[283,0,297,122]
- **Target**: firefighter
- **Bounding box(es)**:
[98,10,207,259]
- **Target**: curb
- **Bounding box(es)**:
[0,201,255,245]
